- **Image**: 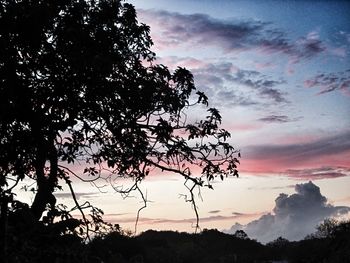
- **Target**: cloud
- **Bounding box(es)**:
[247,185,295,191]
[140,10,276,52]
[255,62,275,70]
[225,181,350,243]
[230,69,288,103]
[304,70,350,95]
[243,130,350,172]
[294,31,326,60]
[232,212,245,216]
[284,167,350,180]
[138,9,325,62]
[208,210,221,214]
[329,30,350,57]
[155,56,209,70]
[258,115,291,123]
[184,61,288,106]
[106,212,260,226]
[153,55,288,107]
[55,192,99,200]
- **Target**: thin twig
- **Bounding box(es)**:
[63,176,91,242]
[134,183,147,234]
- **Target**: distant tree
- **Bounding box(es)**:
[308,218,350,240]
[233,229,249,240]
[0,0,239,244]
[266,236,289,248]
[314,218,339,239]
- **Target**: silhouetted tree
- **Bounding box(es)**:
[313,218,339,239]
[0,0,240,246]
[266,236,289,248]
[233,230,249,240]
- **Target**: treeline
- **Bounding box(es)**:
[3,204,350,263]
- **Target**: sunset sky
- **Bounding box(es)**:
[18,0,350,243]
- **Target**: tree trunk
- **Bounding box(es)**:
[31,183,56,220]
[0,194,9,263]
[30,136,57,221]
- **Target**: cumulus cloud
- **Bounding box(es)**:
[304,70,350,95]
[225,181,350,243]
[138,9,325,62]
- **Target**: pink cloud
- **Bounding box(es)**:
[225,123,263,132]
[304,70,350,95]
[254,62,276,70]
[329,47,347,58]
[283,167,350,180]
[275,134,322,145]
[240,131,350,175]
[241,150,350,175]
[155,56,209,70]
[103,212,263,225]
[304,79,317,88]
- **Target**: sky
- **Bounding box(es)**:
[17,0,350,243]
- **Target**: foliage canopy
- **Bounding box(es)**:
[0,0,240,242]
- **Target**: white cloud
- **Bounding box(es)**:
[224,181,350,243]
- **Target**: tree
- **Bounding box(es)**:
[310,218,350,240]
[233,230,249,240]
[0,0,240,242]
[266,236,289,248]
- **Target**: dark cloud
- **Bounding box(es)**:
[208,210,221,214]
[232,212,244,216]
[225,181,350,243]
[139,10,325,61]
[304,70,350,95]
[191,62,288,106]
[155,56,288,106]
[141,10,272,51]
[257,115,302,123]
[214,88,258,107]
[247,130,350,165]
[259,88,287,103]
[302,38,325,57]
[284,167,350,180]
[258,115,291,123]
[231,69,288,103]
[295,32,326,60]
